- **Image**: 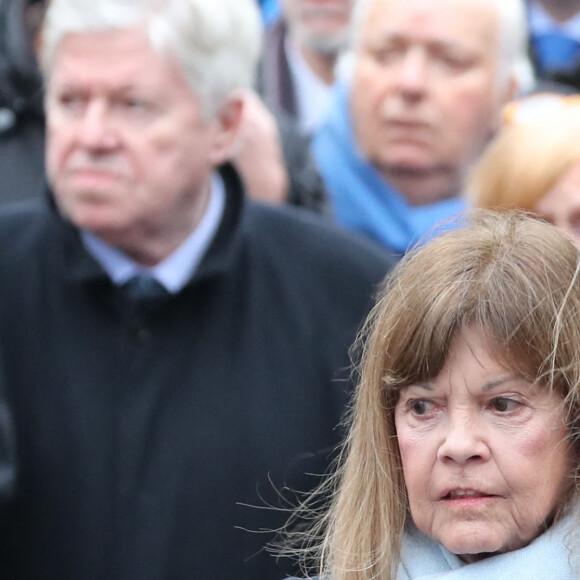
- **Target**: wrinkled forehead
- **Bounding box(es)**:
[44,27,193,106]
[354,0,500,50]
[282,0,353,15]
[42,15,183,89]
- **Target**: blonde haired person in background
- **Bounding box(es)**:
[286,211,580,580]
[471,94,580,247]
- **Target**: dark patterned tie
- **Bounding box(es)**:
[122,275,170,302]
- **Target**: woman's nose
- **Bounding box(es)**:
[436,415,491,465]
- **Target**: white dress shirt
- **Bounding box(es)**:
[285,37,333,135]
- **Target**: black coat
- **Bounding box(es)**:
[0,165,392,579]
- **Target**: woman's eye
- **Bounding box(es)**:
[489,397,519,413]
[409,399,434,415]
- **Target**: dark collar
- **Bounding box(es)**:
[50,163,247,289]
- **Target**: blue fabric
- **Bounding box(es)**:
[533,31,580,74]
[286,515,580,579]
[312,83,467,255]
[398,516,580,579]
[259,0,280,26]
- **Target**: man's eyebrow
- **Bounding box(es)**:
[363,30,402,45]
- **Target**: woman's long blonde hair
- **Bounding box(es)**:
[288,211,580,580]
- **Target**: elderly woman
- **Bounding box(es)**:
[471,94,580,248]
[286,211,580,579]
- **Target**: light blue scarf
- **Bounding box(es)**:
[288,516,579,580]
[399,516,580,579]
[312,83,467,255]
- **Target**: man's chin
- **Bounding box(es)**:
[377,158,444,179]
[299,25,349,55]
[58,201,126,236]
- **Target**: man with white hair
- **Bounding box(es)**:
[313,0,532,255]
[260,0,354,135]
[0,0,392,578]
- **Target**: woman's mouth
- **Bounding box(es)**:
[440,489,498,505]
[444,489,488,499]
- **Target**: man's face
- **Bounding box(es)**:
[45,28,235,255]
[281,0,353,54]
[350,0,512,188]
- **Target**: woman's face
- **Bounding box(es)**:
[535,159,580,249]
[395,327,571,562]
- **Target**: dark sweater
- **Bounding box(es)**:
[0,165,392,579]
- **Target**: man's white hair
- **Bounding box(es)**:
[348,0,533,93]
[40,0,263,118]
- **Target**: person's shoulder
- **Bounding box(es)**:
[0,199,59,255]
[245,200,390,258]
[0,197,53,226]
[245,201,395,276]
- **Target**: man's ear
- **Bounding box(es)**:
[503,76,519,105]
[490,76,519,133]
[209,91,245,165]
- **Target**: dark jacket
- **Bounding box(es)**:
[0,358,16,511]
[256,18,333,215]
[258,19,298,119]
[275,109,330,214]
[0,165,392,579]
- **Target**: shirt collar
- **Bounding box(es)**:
[285,36,333,135]
[81,173,226,293]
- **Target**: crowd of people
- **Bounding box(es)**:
[0,0,580,579]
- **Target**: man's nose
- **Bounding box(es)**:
[77,100,118,150]
[395,48,428,99]
[437,414,490,465]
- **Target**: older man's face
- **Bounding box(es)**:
[351,0,511,190]
[282,0,353,54]
[45,28,234,255]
